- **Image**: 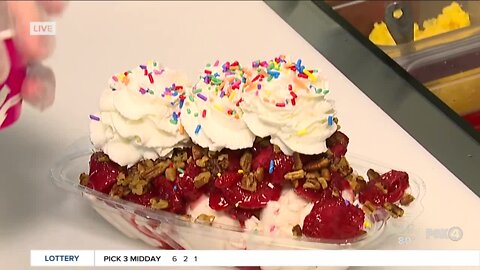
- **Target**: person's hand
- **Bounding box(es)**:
[0,1,66,111]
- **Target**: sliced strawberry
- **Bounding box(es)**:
[303,196,365,240]
[209,188,231,211]
[176,162,203,202]
[222,181,281,209]
[124,189,155,207]
[214,171,243,189]
[153,176,186,214]
[87,153,125,193]
[270,152,294,184]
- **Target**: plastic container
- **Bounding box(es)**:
[328,1,480,61]
[51,137,425,268]
[406,35,480,131]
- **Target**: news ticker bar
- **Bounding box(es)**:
[31,250,480,267]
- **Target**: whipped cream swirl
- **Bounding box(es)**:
[89,61,190,167]
[180,61,255,151]
[240,57,337,155]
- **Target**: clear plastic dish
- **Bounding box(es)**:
[51,137,425,254]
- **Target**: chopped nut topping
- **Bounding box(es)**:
[273,145,281,153]
[130,178,149,195]
[348,175,366,194]
[150,198,169,210]
[116,172,127,185]
[240,173,257,192]
[306,158,330,172]
[400,193,415,206]
[207,151,218,158]
[195,214,216,225]
[303,172,328,190]
[216,154,229,170]
[367,169,380,181]
[321,168,331,180]
[292,224,303,237]
[384,202,404,218]
[293,152,303,170]
[192,145,205,160]
[362,201,377,215]
[195,156,209,168]
[97,153,110,162]
[240,152,253,172]
[254,167,265,182]
[336,156,353,177]
[109,184,131,198]
[79,172,89,186]
[284,169,305,180]
[141,161,170,180]
[165,167,177,182]
[254,137,271,147]
[194,171,211,188]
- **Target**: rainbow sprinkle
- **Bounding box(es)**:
[195,124,202,134]
[197,93,208,101]
[328,115,333,126]
[89,115,100,121]
[269,160,275,174]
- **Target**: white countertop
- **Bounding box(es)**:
[0,1,478,270]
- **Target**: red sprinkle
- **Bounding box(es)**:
[289,66,297,71]
[175,85,183,90]
[291,98,296,106]
[252,75,261,82]
[236,98,244,106]
[148,73,154,83]
[144,69,148,76]
[298,73,308,79]
[288,84,292,91]
[231,61,239,66]
[276,103,286,107]
[227,109,233,115]
[204,70,212,74]
[124,72,129,76]
[290,91,297,98]
[202,109,207,118]
[179,94,186,100]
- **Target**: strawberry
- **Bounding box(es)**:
[87,153,125,193]
[222,180,281,209]
[303,196,365,240]
[153,176,186,214]
[214,171,243,189]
